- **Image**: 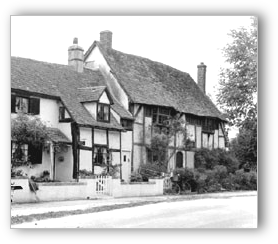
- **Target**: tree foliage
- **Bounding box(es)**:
[11,113,49,166]
[230,120,257,170]
[216,17,257,128]
[216,17,257,170]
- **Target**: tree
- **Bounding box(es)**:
[216,17,257,170]
[216,17,257,128]
[11,113,49,167]
[230,120,257,171]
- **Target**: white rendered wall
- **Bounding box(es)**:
[39,98,59,127]
[121,131,132,151]
[80,150,92,171]
[80,127,92,147]
[94,129,107,145]
[109,131,120,149]
[196,126,202,148]
[83,102,97,120]
[214,129,219,148]
[99,91,110,104]
[202,133,208,148]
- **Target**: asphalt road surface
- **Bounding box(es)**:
[13,194,257,228]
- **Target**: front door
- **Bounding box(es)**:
[121,151,131,182]
[176,151,183,168]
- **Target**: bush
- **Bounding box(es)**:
[232,169,257,190]
[130,172,143,182]
[194,148,239,173]
[194,148,218,170]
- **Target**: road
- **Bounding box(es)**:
[13,194,257,228]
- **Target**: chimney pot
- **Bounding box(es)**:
[73,37,78,45]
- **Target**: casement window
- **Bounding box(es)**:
[11,94,40,115]
[59,106,66,121]
[202,118,218,133]
[121,119,133,130]
[93,146,110,166]
[152,107,171,125]
[186,114,202,126]
[146,148,159,164]
[97,103,110,122]
[11,142,42,164]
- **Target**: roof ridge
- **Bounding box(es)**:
[11,56,70,69]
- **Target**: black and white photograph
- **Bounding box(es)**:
[10,16,257,229]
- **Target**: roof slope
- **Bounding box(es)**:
[111,100,134,120]
[46,128,71,143]
[11,57,123,130]
[89,42,225,121]
[77,86,107,102]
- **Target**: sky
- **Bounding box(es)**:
[11,16,253,137]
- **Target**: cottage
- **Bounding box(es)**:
[11,30,227,183]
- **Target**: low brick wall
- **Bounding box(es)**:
[111,178,164,198]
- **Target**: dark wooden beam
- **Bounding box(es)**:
[134,104,142,118]
[71,122,80,180]
[120,131,122,180]
[78,145,93,151]
[92,128,94,175]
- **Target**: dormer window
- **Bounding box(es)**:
[97,103,110,122]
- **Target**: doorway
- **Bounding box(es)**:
[121,150,131,182]
[176,151,183,168]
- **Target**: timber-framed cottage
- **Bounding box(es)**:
[11,30,227,182]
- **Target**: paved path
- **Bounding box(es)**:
[11,193,257,228]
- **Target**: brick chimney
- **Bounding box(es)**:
[197,62,207,94]
[100,30,112,49]
[68,37,84,73]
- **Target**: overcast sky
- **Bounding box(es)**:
[11,16,253,101]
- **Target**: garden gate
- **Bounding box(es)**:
[95,175,111,195]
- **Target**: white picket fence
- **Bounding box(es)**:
[95,175,111,195]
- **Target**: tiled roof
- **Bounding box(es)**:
[77,86,107,102]
[11,57,124,130]
[46,128,71,143]
[85,41,226,121]
[111,100,134,120]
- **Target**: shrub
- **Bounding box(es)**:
[194,148,239,173]
[232,169,257,190]
[194,148,218,170]
[130,172,143,182]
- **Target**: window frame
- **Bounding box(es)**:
[93,146,110,166]
[15,96,29,114]
[97,103,110,123]
[11,142,42,164]
[11,94,40,115]
[152,106,171,126]
[121,119,133,130]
